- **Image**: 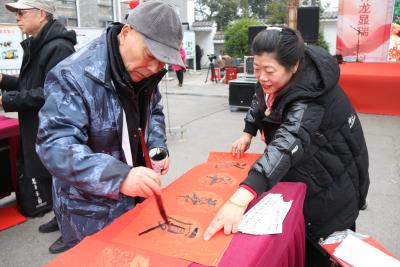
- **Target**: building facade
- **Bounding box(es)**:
[0,0,192,28]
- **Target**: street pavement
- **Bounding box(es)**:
[0,69,399,266]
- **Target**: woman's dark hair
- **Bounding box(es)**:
[252,27,305,70]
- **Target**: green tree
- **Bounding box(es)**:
[195,0,271,30]
[266,0,288,24]
[224,18,262,58]
[299,0,321,6]
[309,32,329,51]
[195,0,240,31]
[240,0,250,18]
[248,0,271,19]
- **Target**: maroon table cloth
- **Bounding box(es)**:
[0,116,20,196]
[191,182,306,267]
[0,116,19,138]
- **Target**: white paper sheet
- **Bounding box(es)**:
[238,193,293,235]
[333,234,400,267]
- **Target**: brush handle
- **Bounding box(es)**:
[137,128,169,224]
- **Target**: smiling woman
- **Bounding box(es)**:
[204,27,370,267]
[253,53,298,95]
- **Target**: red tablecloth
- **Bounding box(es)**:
[339,62,400,116]
[0,116,19,139]
[0,116,19,195]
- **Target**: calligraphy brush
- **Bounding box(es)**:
[137,128,169,224]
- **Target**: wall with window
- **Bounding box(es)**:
[0,0,17,23]
[56,0,78,26]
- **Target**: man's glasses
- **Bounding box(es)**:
[16,9,38,16]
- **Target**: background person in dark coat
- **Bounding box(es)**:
[204,27,369,267]
[36,1,184,254]
[195,44,203,70]
[0,0,76,239]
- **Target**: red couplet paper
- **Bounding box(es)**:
[0,205,26,231]
[112,152,261,266]
[45,237,190,267]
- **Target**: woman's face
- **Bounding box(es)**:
[253,53,297,95]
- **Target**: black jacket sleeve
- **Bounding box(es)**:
[241,101,325,196]
[2,87,44,112]
[243,93,260,136]
[0,74,19,91]
[2,42,74,112]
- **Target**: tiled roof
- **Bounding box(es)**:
[321,10,338,20]
[192,21,214,28]
[213,31,224,41]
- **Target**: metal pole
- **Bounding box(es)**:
[350,25,361,62]
[117,0,122,22]
[356,31,360,62]
[76,0,81,27]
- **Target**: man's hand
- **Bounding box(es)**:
[231,133,253,159]
[160,155,170,175]
[204,187,255,240]
[0,96,3,108]
[120,167,161,198]
[151,155,170,175]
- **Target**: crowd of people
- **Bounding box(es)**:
[0,0,370,266]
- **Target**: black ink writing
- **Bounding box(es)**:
[206,174,233,185]
[179,192,217,206]
[138,217,198,239]
[214,162,247,169]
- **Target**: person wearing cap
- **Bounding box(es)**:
[0,0,76,239]
[36,1,185,254]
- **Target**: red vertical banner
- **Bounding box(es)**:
[336,0,394,62]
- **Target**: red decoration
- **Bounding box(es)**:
[388,47,400,61]
[129,1,139,9]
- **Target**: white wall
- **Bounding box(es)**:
[195,29,217,67]
[187,0,195,26]
[320,19,338,55]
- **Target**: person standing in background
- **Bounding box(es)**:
[195,44,203,70]
[172,44,186,87]
[0,0,76,252]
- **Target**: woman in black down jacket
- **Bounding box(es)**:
[204,27,370,266]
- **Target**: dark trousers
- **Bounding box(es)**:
[196,57,202,70]
[176,70,184,85]
[305,223,356,267]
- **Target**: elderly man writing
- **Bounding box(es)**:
[36,1,185,253]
